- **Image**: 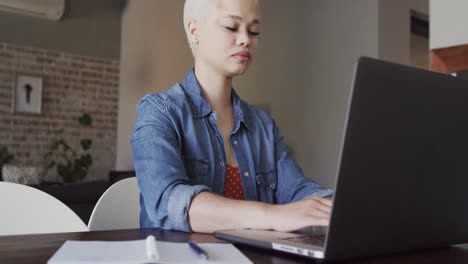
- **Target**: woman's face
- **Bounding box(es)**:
[195,0,260,77]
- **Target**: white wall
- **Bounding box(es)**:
[378,0,429,65]
[302,0,429,188]
[298,0,380,188]
[0,0,122,59]
[116,0,192,170]
[430,0,468,49]
[233,0,308,164]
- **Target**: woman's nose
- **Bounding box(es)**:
[236,30,251,47]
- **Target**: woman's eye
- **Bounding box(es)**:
[225,26,260,36]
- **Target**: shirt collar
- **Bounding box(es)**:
[181,69,252,131]
[181,69,212,118]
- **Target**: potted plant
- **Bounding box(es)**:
[42,113,93,183]
[0,145,14,181]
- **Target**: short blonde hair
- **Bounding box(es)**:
[183,0,215,56]
[183,0,260,56]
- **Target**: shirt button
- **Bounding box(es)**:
[233,140,238,145]
[244,171,250,177]
[220,162,225,167]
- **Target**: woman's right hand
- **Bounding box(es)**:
[266,196,333,232]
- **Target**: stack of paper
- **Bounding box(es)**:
[48,239,252,264]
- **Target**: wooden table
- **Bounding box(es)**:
[1,228,468,263]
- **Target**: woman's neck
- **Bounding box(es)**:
[194,65,233,113]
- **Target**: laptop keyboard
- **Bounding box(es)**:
[279,234,326,246]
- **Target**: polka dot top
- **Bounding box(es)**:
[223,164,245,200]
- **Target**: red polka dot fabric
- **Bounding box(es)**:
[223,164,245,200]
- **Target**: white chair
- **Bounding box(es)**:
[87,177,140,231]
[0,182,88,236]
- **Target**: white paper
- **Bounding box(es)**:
[48,239,252,264]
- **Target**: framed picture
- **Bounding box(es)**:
[13,74,43,114]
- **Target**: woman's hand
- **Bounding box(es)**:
[266,197,333,232]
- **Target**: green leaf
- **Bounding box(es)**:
[0,145,14,165]
[78,113,93,127]
[80,139,93,150]
[42,113,94,183]
[58,161,76,183]
[54,128,65,135]
[49,141,61,151]
[57,140,72,152]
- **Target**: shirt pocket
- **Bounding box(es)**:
[255,169,277,203]
[184,158,209,186]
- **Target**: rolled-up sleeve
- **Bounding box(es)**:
[131,95,211,232]
[273,121,334,204]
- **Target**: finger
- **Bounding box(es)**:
[307,202,331,218]
[314,197,333,207]
[308,207,330,218]
[309,210,330,219]
[308,197,332,214]
[314,202,332,215]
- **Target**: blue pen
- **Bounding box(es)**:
[188,240,209,260]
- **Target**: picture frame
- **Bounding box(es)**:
[12,73,43,115]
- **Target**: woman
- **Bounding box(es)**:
[131,0,333,233]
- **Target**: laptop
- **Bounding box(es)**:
[214,57,468,260]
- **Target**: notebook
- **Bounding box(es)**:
[215,57,468,260]
[47,239,252,264]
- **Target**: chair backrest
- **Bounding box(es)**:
[87,177,140,231]
[0,182,88,236]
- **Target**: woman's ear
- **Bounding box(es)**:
[187,19,199,44]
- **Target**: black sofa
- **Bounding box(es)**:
[31,171,136,224]
[31,181,110,224]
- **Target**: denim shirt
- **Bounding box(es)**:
[131,69,333,232]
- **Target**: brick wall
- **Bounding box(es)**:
[0,42,119,182]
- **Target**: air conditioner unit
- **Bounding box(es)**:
[0,0,65,21]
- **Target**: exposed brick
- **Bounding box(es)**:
[23,48,44,56]
[105,67,119,74]
[46,51,61,58]
[0,77,13,85]
[71,62,86,69]
[80,56,109,65]
[0,41,119,181]
[88,65,104,72]
[12,136,26,141]
[0,117,11,124]
[0,60,13,69]
[0,51,13,59]
[36,57,54,64]
[14,46,25,53]
[40,121,51,126]
[0,105,11,114]
[81,71,104,79]
[21,64,44,72]
[5,44,16,51]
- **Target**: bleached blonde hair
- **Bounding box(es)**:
[183,0,260,56]
[183,0,214,56]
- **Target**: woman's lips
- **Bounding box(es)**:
[233,51,251,62]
